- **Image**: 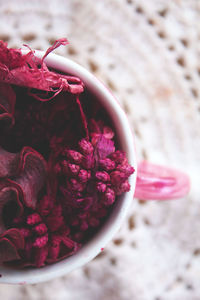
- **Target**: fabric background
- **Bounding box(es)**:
[0,0,200,299]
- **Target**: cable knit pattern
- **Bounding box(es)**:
[0,0,199,299]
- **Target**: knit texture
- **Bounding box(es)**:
[0,0,199,299]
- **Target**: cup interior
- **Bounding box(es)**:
[0,51,136,284]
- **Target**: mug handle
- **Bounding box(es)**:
[134,161,190,200]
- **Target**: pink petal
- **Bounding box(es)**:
[0,180,24,234]
[47,235,80,264]
[135,161,190,200]
[3,228,24,250]
[16,147,47,208]
[0,237,21,262]
[0,40,28,71]
[48,236,61,260]
[94,135,115,161]
[0,40,84,99]
[34,245,48,267]
[0,146,19,177]
[0,146,47,208]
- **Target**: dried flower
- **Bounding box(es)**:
[0,229,24,263]
[54,132,134,240]
[0,39,84,98]
[13,196,79,267]
[0,40,134,267]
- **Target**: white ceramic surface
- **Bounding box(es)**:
[0,51,136,284]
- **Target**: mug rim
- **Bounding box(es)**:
[0,50,137,284]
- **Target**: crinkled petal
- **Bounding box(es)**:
[48,235,61,261]
[94,135,115,161]
[0,237,20,262]
[0,180,24,234]
[14,147,47,208]
[0,40,29,71]
[47,235,80,264]
[0,147,18,178]
[0,39,84,100]
[0,146,47,208]
[3,228,24,249]
[34,245,48,267]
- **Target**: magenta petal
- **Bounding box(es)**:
[0,40,84,99]
[0,40,28,71]
[0,146,47,208]
[3,228,24,249]
[0,237,20,262]
[94,135,115,161]
[0,147,19,177]
[61,236,77,249]
[0,180,24,234]
[14,147,47,208]
[135,161,190,200]
[34,245,48,267]
[41,38,69,65]
[0,229,24,264]
[47,235,79,264]
[48,236,61,261]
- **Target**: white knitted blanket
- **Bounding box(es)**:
[0,1,199,299]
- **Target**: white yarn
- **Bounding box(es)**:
[0,0,199,299]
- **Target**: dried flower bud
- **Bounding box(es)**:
[103,188,115,206]
[62,161,80,176]
[64,150,83,164]
[103,126,114,139]
[96,182,107,193]
[110,170,127,185]
[95,171,110,182]
[33,234,48,248]
[116,164,135,177]
[99,158,115,171]
[114,180,131,195]
[79,139,94,155]
[76,197,90,210]
[78,169,91,183]
[27,213,42,226]
[33,223,48,236]
[67,178,85,192]
[109,150,126,164]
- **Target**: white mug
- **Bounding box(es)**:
[0,50,189,284]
